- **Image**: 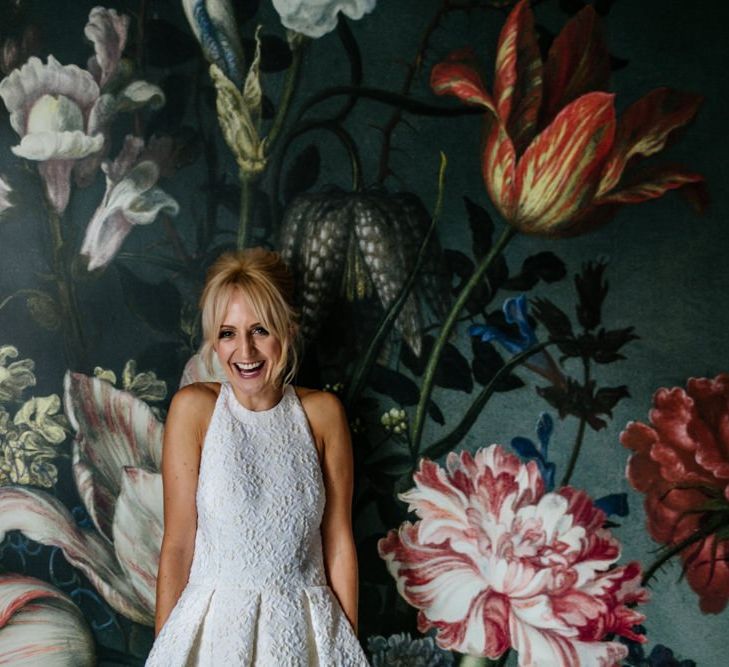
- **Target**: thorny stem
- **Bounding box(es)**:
[559,356,591,487]
[641,529,710,587]
[411,224,517,455]
[345,153,447,410]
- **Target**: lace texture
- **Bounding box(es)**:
[146,383,370,666]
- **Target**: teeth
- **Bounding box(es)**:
[234,361,264,371]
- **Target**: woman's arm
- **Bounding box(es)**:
[313,392,360,633]
[154,384,212,635]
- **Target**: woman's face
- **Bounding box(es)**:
[214,288,283,408]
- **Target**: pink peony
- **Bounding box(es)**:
[621,374,729,613]
[378,445,647,665]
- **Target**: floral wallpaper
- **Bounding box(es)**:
[0,0,725,665]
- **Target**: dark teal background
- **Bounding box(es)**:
[0,0,727,664]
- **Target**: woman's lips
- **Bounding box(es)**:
[232,360,265,379]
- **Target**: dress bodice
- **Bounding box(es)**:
[187,382,327,589]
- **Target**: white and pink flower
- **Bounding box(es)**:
[379,445,648,665]
[0,55,104,214]
[80,134,179,271]
[0,372,163,625]
[0,574,95,665]
[0,8,165,210]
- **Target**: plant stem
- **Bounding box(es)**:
[560,415,586,487]
[459,655,505,667]
[422,341,554,460]
[376,0,451,182]
[559,356,590,487]
[47,209,86,369]
[266,42,305,152]
[641,529,708,587]
[345,153,447,409]
[411,224,517,455]
[237,175,253,249]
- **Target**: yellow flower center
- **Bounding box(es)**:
[27,94,84,134]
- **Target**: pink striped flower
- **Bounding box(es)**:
[0,574,95,665]
[430,0,704,237]
[0,372,163,625]
[379,445,647,665]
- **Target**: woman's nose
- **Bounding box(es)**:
[239,334,256,358]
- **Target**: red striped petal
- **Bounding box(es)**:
[513,92,616,234]
[541,5,610,125]
[493,0,543,155]
[430,48,495,111]
[481,113,517,221]
[598,165,704,206]
[597,87,703,197]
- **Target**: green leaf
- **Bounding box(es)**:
[370,365,419,405]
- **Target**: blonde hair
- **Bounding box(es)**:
[199,248,299,387]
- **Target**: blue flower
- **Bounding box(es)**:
[469,294,536,355]
[511,412,556,490]
[470,295,564,386]
[367,632,453,667]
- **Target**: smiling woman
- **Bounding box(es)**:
[199,248,299,406]
[147,248,370,665]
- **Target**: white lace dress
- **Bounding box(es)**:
[146,382,370,666]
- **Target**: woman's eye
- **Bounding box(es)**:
[218,330,233,339]
[252,326,269,336]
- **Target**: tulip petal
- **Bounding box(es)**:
[0,575,95,666]
[0,487,151,624]
[598,165,704,206]
[597,87,703,197]
[63,372,163,539]
[482,114,518,220]
[513,92,615,234]
[430,49,495,112]
[541,5,610,125]
[113,467,163,614]
[493,0,542,154]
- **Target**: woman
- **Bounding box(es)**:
[146,248,370,665]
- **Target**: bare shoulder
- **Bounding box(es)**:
[294,387,346,423]
[168,382,221,427]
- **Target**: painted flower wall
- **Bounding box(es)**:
[0,0,726,665]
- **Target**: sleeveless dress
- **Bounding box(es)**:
[146,382,370,666]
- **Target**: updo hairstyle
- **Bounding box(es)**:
[199,248,299,387]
